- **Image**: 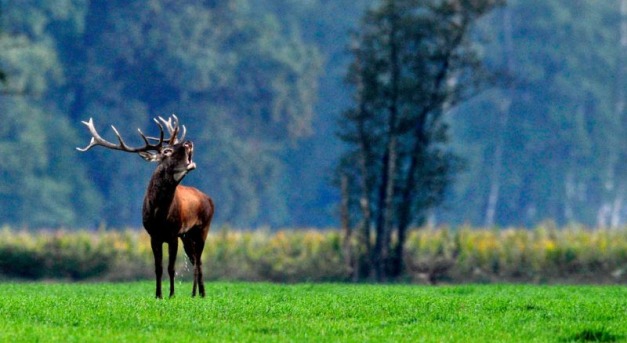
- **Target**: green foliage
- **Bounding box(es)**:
[0,226,626,284]
[68,0,322,227]
[398,225,627,284]
[448,0,627,227]
[0,0,322,228]
[0,282,626,342]
[0,228,114,279]
[0,100,100,227]
[0,0,625,230]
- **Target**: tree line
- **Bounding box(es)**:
[0,0,625,235]
[0,0,332,228]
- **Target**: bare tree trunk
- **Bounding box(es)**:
[393,143,421,278]
[356,119,373,280]
[485,7,514,227]
[349,41,374,281]
[373,102,398,281]
[374,4,400,281]
[611,183,624,228]
[340,174,353,278]
[564,171,576,223]
[357,157,372,280]
[598,152,618,228]
[380,134,397,278]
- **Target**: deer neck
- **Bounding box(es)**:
[143,165,180,223]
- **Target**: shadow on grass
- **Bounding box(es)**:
[563,329,622,342]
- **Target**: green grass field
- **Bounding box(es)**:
[0,282,625,342]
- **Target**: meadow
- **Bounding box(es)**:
[0,282,625,342]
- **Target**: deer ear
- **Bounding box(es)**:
[139,151,160,162]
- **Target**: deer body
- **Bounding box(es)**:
[143,175,214,298]
[78,116,214,298]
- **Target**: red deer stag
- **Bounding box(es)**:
[77,115,214,298]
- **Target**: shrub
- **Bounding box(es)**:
[0,225,625,283]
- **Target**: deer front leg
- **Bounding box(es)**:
[151,238,163,299]
[168,239,178,298]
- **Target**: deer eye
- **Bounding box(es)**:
[162,148,174,156]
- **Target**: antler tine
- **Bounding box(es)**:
[151,118,166,148]
[76,117,165,153]
[171,115,184,144]
[179,124,187,142]
[145,118,171,142]
[171,114,186,142]
[157,114,182,145]
[76,118,117,152]
[110,125,136,151]
[172,115,187,143]
[137,122,164,148]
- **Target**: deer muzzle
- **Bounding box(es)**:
[185,141,195,169]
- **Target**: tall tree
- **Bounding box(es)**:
[338,0,500,281]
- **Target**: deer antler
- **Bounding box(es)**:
[143,115,187,145]
[76,118,166,153]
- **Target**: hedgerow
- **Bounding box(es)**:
[0,225,625,283]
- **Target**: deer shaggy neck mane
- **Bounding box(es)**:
[142,166,179,229]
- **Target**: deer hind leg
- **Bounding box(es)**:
[182,234,199,297]
[183,229,206,297]
[150,238,163,299]
[168,238,178,298]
